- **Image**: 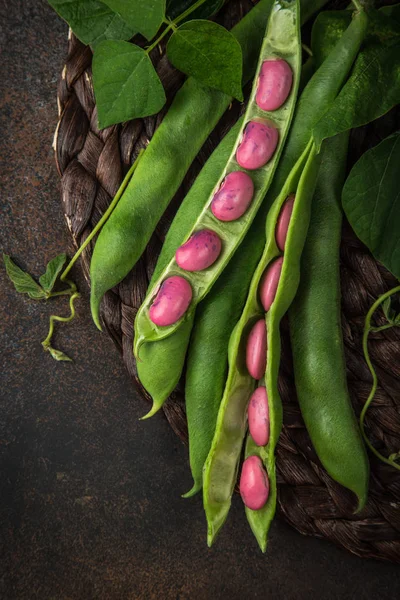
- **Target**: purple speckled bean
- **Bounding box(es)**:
[175,229,222,272]
[259,256,284,312]
[246,319,267,380]
[236,120,279,170]
[275,194,295,251]
[240,455,270,510]
[248,387,270,447]
[149,276,192,327]
[256,58,293,111]
[211,171,254,222]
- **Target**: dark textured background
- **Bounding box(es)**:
[1,1,400,598]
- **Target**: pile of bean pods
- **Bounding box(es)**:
[87,0,382,551]
[8,0,396,553]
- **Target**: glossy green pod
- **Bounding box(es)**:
[203,141,319,549]
[134,0,302,353]
[137,121,243,419]
[289,133,369,511]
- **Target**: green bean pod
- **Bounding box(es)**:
[203,7,368,549]
[89,0,276,330]
[243,143,320,551]
[289,134,369,511]
[203,141,318,548]
[137,121,243,417]
[134,0,302,353]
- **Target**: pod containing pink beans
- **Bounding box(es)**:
[134,6,300,354]
[204,137,319,553]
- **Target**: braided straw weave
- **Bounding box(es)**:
[54,0,400,562]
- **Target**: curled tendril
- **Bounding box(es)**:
[360,284,400,471]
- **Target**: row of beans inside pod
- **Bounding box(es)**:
[148,59,293,328]
[240,194,295,511]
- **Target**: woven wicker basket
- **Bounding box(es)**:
[54,0,400,563]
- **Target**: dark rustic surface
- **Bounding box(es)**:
[55,0,400,565]
[1,1,400,599]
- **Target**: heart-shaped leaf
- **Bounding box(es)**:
[3,254,46,300]
[167,20,243,101]
[47,0,137,46]
[342,132,400,280]
[39,253,67,294]
[92,40,166,129]
[102,0,165,41]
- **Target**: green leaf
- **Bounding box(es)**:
[167,20,243,100]
[342,132,400,280]
[102,0,165,40]
[39,253,67,294]
[382,297,396,322]
[92,40,166,128]
[47,347,73,362]
[166,0,224,21]
[380,3,400,27]
[3,254,46,300]
[47,0,137,46]
[313,11,400,150]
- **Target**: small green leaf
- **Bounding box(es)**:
[39,253,67,294]
[47,347,73,362]
[92,40,166,128]
[167,20,243,101]
[342,132,400,280]
[47,0,137,46]
[313,11,400,149]
[3,254,46,300]
[382,297,396,322]
[167,0,224,21]
[102,0,165,40]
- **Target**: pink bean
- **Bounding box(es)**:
[149,276,192,327]
[275,194,295,251]
[259,256,284,312]
[240,455,270,510]
[211,171,254,222]
[246,319,267,380]
[256,58,293,111]
[175,229,222,272]
[236,120,279,170]
[248,387,270,447]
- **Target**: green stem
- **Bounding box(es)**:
[174,0,208,25]
[146,0,208,54]
[352,0,363,12]
[60,149,144,282]
[302,43,313,57]
[41,291,80,358]
[360,285,400,471]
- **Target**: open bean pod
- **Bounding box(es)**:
[134,0,302,356]
[202,140,319,549]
